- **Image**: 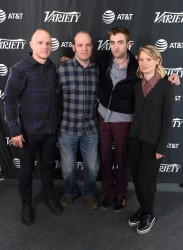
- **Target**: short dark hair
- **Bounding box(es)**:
[108,26,130,42]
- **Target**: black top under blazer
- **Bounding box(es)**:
[130,78,175,155]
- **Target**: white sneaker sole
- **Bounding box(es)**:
[137,217,155,234]
[128,220,140,227]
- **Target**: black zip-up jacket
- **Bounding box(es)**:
[97,49,139,114]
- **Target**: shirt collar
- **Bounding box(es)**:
[27,52,51,66]
[72,56,94,68]
[112,55,129,70]
[142,74,160,87]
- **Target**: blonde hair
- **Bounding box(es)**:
[136,45,166,78]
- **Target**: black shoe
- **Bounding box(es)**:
[22,204,34,225]
[45,198,63,215]
[128,208,144,226]
[113,196,126,212]
[137,214,155,234]
[101,195,115,209]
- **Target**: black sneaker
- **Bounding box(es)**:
[137,214,155,234]
[113,196,126,212]
[128,208,144,226]
[101,195,115,209]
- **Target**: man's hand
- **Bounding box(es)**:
[60,56,71,63]
[156,153,164,160]
[168,74,180,85]
[12,135,25,148]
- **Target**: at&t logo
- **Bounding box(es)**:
[0,9,23,23]
[51,38,59,51]
[102,10,133,24]
[0,90,4,99]
[167,143,179,149]
[0,64,8,76]
[155,39,183,52]
[13,158,38,168]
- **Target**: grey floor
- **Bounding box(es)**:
[0,179,183,250]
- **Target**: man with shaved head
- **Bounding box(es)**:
[3,29,62,225]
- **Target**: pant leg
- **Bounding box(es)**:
[130,138,161,216]
[39,132,57,201]
[98,115,115,197]
[80,133,100,197]
[58,133,79,197]
[112,121,131,197]
[19,134,40,205]
[129,137,143,206]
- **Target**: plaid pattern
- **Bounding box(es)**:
[3,53,58,136]
[56,57,99,136]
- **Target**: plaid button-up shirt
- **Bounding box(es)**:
[56,57,99,136]
[3,53,58,136]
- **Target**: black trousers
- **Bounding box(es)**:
[19,132,57,205]
[129,138,162,216]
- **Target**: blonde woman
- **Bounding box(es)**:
[128,45,175,234]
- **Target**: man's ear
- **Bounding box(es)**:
[72,45,75,52]
[29,41,33,50]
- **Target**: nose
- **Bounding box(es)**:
[114,43,119,49]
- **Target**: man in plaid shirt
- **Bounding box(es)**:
[57,31,100,209]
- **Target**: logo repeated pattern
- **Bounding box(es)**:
[0,3,182,181]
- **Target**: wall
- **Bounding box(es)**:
[0,0,183,182]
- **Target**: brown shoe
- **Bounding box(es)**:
[85,196,99,210]
[60,194,73,208]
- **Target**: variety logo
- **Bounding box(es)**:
[6,137,13,146]
[54,160,83,170]
[51,38,59,51]
[0,64,8,76]
[167,143,179,149]
[44,11,81,22]
[159,164,181,172]
[155,39,168,52]
[154,12,183,23]
[172,118,183,127]
[102,10,133,24]
[165,67,183,78]
[0,38,26,49]
[175,95,181,101]
[54,160,62,169]
[0,9,23,23]
[97,39,134,50]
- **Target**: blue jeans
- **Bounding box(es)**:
[58,132,99,198]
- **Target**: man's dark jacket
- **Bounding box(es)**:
[97,49,139,114]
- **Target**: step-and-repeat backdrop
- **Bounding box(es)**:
[0,0,183,182]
